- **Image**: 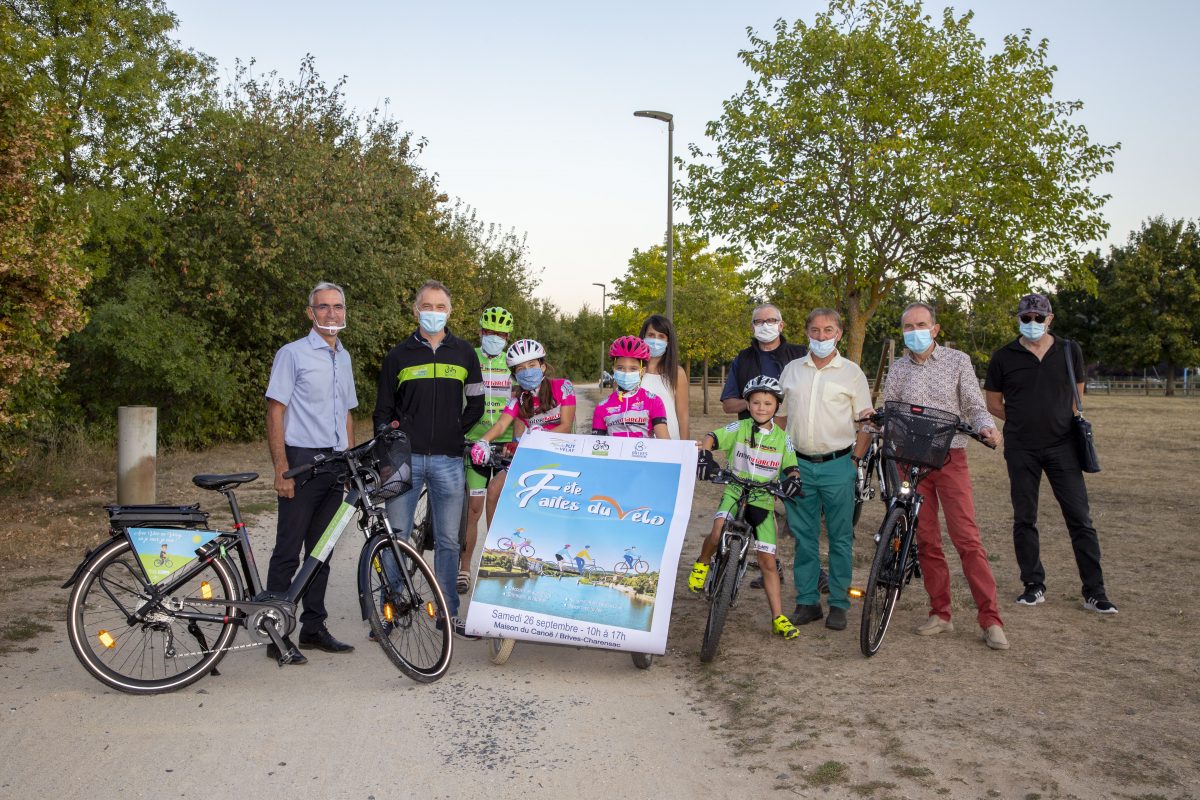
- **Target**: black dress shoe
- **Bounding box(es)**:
[825,606,847,630]
[298,627,355,653]
[792,603,824,625]
[266,637,308,665]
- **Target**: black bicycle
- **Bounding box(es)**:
[852,436,884,527]
[698,469,791,663]
[858,402,995,657]
[63,426,454,694]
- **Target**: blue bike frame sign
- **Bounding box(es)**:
[464,431,698,654]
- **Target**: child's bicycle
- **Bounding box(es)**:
[698,468,791,663]
[857,402,996,657]
[62,426,454,694]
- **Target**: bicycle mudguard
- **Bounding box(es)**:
[62,541,115,588]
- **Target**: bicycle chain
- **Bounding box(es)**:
[173,639,266,658]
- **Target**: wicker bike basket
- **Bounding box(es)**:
[881,401,961,470]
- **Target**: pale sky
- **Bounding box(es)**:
[170,1,1200,312]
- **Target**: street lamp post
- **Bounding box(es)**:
[592,282,607,383]
[633,110,674,321]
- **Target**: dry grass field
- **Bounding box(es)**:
[0,392,1196,799]
[670,391,1199,799]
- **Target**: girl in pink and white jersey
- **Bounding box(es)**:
[470,339,577,471]
[591,336,669,439]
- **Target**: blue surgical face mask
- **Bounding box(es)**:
[1019,321,1046,341]
[808,338,837,359]
[614,370,641,392]
[419,311,447,334]
[903,329,933,354]
[644,338,668,358]
[481,334,506,356]
[515,367,544,391]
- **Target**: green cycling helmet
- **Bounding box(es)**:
[479,306,514,333]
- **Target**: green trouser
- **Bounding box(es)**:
[785,454,856,609]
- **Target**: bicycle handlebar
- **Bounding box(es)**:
[861,408,996,450]
[708,469,786,498]
[283,427,410,480]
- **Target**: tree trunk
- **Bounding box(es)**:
[845,295,870,365]
[1165,362,1176,397]
[702,358,710,415]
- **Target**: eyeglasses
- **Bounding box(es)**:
[752,317,781,327]
[310,304,345,313]
[1019,313,1047,324]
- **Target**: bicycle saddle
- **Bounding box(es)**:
[192,472,260,491]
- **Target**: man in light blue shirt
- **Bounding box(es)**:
[263,281,358,663]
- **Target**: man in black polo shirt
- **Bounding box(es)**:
[984,293,1117,614]
[374,279,485,637]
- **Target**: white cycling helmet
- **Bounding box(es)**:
[742,375,784,401]
[506,338,547,367]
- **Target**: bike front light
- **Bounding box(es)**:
[900,481,911,495]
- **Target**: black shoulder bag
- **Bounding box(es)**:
[1063,340,1101,473]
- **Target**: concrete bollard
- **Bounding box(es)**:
[117,406,157,504]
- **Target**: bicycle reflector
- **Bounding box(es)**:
[383,603,395,623]
[848,587,864,598]
[424,602,436,619]
[97,630,115,649]
[200,581,212,600]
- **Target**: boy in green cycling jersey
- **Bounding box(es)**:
[462,307,516,592]
[688,376,804,640]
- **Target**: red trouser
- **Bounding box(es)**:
[914,448,1003,629]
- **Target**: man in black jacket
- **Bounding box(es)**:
[720,302,809,589]
[374,280,484,636]
[720,303,808,419]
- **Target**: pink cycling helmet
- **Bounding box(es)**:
[608,335,650,361]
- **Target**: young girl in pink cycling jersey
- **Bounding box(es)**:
[591,336,670,439]
[470,339,577,471]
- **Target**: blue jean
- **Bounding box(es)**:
[385,454,465,617]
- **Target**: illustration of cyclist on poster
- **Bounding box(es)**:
[464,431,697,654]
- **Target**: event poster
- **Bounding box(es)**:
[464,431,697,654]
[127,526,222,584]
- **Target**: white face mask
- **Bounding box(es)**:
[753,323,780,343]
[808,337,837,358]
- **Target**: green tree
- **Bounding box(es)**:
[1093,218,1200,395]
[611,227,752,410]
[682,0,1117,363]
[0,45,87,468]
[4,0,212,192]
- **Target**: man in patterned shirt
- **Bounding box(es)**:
[883,302,1008,651]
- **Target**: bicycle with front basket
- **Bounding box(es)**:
[63,425,453,694]
[858,401,995,657]
[697,468,791,663]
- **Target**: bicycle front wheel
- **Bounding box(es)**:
[359,534,453,683]
[700,556,738,663]
[859,507,909,657]
[67,537,239,694]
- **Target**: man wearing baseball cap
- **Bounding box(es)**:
[984,293,1117,614]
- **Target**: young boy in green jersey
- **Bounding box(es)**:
[688,376,804,639]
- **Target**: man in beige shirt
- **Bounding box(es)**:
[778,308,873,631]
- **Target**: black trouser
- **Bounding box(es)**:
[1005,442,1106,599]
[267,445,343,633]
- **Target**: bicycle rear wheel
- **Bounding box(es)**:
[859,507,909,657]
[700,555,738,663]
[67,537,239,694]
[359,534,453,683]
